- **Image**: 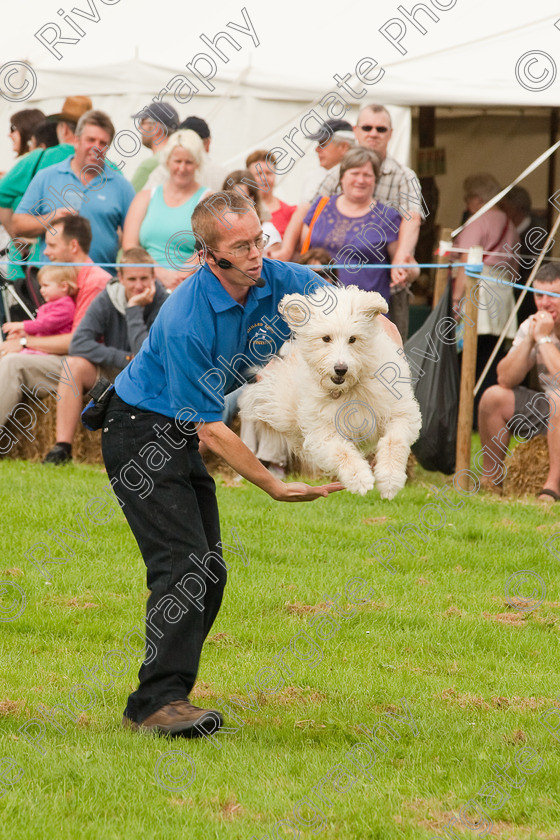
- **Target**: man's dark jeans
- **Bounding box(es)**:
[101,393,227,724]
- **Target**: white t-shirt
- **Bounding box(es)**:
[262,220,281,247]
[511,317,560,393]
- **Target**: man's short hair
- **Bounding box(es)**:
[75,109,115,143]
[358,104,392,128]
[534,263,560,284]
[179,116,210,140]
[118,247,155,272]
[191,191,256,251]
[52,215,92,254]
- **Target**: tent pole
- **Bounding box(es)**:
[432,227,452,308]
[473,212,560,397]
[417,106,439,272]
[455,246,483,486]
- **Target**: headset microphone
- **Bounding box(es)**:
[213,256,266,288]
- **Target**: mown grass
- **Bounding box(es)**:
[0,453,559,840]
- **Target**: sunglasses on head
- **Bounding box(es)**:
[358,125,390,133]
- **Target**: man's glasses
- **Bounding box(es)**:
[9,125,16,133]
[358,125,390,133]
[218,233,269,258]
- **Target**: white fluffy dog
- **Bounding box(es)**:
[238,285,422,498]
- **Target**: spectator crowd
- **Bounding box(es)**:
[0,95,557,496]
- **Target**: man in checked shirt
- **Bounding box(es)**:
[276,104,425,341]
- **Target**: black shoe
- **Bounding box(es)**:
[122,700,223,738]
[42,444,72,465]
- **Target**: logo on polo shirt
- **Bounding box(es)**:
[251,326,269,343]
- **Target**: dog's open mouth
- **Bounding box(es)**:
[330,375,346,385]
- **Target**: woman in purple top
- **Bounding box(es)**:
[301,147,416,304]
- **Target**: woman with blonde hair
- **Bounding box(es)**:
[123,130,211,290]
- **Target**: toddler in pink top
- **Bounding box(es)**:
[2,265,77,355]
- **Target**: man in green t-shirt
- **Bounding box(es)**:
[0,96,92,282]
[130,102,179,192]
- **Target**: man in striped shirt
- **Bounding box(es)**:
[276,105,425,340]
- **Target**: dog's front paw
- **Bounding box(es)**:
[339,462,375,496]
[374,466,406,500]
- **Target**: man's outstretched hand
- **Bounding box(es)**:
[273,481,345,502]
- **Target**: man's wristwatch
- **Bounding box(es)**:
[536,336,553,346]
[19,337,27,349]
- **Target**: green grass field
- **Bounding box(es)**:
[0,455,559,840]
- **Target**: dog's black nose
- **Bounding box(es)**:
[334,364,348,377]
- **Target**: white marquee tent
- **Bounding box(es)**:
[1,0,559,218]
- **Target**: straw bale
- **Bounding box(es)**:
[6,394,103,464]
[502,435,549,497]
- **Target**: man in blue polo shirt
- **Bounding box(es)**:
[12,110,134,269]
[99,192,348,738]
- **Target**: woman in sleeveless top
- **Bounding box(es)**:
[123,129,211,290]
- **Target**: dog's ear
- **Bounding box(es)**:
[357,290,389,320]
[278,293,311,330]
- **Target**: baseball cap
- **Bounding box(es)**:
[46,96,93,125]
[305,118,354,142]
[178,116,210,139]
[132,102,179,130]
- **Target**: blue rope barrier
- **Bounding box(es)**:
[322,262,481,270]
[0,261,196,270]
[465,266,560,299]
[0,260,480,270]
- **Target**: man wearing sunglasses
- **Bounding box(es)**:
[353,104,425,341]
[277,106,424,341]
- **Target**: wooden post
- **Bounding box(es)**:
[432,227,452,308]
[455,246,483,487]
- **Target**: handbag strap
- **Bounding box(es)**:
[301,196,329,255]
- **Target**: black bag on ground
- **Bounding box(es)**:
[404,283,460,474]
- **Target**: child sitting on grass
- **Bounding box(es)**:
[2,265,77,354]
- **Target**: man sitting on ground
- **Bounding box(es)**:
[478,263,560,503]
[44,247,168,464]
[0,216,110,437]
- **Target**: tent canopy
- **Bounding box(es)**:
[1,1,559,205]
